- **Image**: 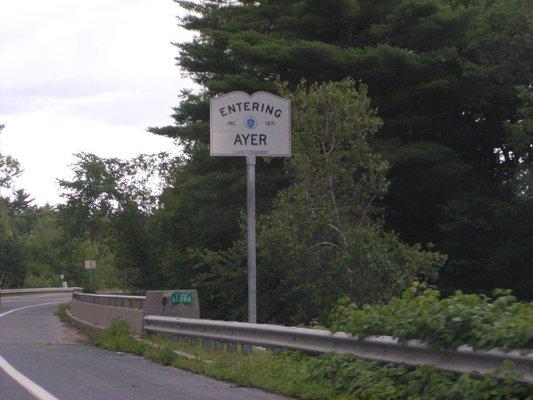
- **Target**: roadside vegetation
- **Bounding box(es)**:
[2,0,531,327]
[4,1,532,397]
[330,283,533,351]
[58,304,532,400]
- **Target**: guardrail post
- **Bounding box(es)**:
[241,343,252,354]
[202,339,212,351]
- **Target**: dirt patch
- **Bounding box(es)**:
[58,325,89,344]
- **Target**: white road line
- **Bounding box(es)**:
[0,301,63,400]
[0,355,59,400]
[0,301,64,319]
[1,294,71,303]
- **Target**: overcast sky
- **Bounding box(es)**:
[0,0,195,205]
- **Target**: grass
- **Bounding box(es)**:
[57,304,533,400]
[57,303,332,399]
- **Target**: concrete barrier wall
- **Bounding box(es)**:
[71,298,144,334]
[69,289,198,334]
[144,290,200,319]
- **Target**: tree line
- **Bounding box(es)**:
[1,0,531,325]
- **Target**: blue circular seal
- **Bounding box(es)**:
[244,116,257,130]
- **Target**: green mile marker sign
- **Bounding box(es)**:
[170,292,193,305]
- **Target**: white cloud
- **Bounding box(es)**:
[1,109,178,205]
[0,0,197,205]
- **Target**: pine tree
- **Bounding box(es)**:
[153,0,532,296]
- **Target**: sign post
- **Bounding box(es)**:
[210,91,291,323]
[84,260,96,282]
[246,155,257,323]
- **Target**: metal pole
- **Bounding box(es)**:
[246,155,257,323]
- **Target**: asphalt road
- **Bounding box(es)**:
[0,293,289,400]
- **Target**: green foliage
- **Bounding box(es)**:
[22,210,87,287]
[23,273,57,288]
[270,79,446,317]
[0,205,25,288]
[438,193,533,298]
[74,317,178,366]
[154,146,288,291]
[0,195,41,288]
[0,157,125,291]
[331,283,533,351]
[189,242,248,321]
[0,142,92,289]
[58,152,177,289]
[155,0,533,298]
[0,144,25,288]
[61,305,532,400]
[0,129,21,189]
[193,80,445,323]
[299,353,531,400]
[504,86,533,199]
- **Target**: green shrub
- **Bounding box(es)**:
[105,318,131,337]
[91,319,145,354]
[61,304,532,400]
[24,273,58,288]
[299,353,531,400]
[148,346,177,366]
[330,283,533,350]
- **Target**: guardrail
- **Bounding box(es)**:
[0,287,83,296]
[144,315,533,383]
[72,292,144,310]
[65,292,533,382]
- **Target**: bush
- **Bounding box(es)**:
[299,353,531,400]
[24,273,58,288]
[330,283,533,350]
[61,305,531,400]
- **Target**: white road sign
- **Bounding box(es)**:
[210,91,291,157]
[84,260,96,270]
